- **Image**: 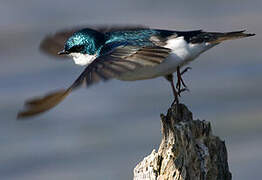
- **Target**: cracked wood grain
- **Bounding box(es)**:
[133,104,232,180]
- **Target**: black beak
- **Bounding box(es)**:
[58,50,69,55]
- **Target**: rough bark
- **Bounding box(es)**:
[133,104,232,180]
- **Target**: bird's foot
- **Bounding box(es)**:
[176,66,191,95]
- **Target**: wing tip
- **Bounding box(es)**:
[16,111,33,120]
[17,89,71,120]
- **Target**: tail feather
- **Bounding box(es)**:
[190,30,255,44]
[17,88,72,119]
[208,30,255,44]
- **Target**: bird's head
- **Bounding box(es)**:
[58,28,106,65]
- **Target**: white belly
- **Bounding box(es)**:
[117,53,186,81]
[118,37,214,81]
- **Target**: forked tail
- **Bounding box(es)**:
[191,30,255,44]
[210,30,255,43]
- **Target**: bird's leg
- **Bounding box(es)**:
[181,67,192,76]
[176,66,191,96]
[165,74,179,105]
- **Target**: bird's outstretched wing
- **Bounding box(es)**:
[18,45,171,119]
[40,25,148,59]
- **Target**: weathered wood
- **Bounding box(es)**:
[133,104,232,180]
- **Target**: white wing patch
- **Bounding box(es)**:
[164,37,213,61]
[69,53,96,66]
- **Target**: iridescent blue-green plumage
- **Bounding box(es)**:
[105,29,174,46]
[64,28,106,55]
[64,28,178,56]
[104,29,212,47]
[64,28,208,57]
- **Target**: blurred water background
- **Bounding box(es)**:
[0,0,261,179]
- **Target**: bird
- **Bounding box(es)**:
[17,25,255,119]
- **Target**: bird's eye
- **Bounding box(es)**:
[70,45,84,52]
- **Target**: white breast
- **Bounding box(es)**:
[69,53,96,66]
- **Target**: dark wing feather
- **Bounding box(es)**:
[70,45,171,89]
[18,45,170,119]
[39,25,148,59]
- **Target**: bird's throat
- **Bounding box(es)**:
[69,53,96,66]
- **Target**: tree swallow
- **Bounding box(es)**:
[17,26,255,118]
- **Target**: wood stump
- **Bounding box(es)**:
[133,104,232,180]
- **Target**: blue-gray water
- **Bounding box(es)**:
[0,0,262,179]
